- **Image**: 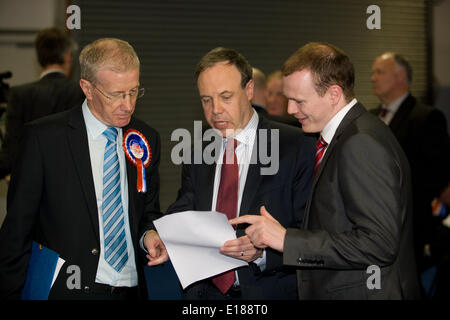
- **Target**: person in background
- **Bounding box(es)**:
[0,27,85,181]
[371,52,450,293]
[264,70,288,117]
[250,67,267,111]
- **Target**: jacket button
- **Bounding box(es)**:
[84,286,90,292]
[91,248,99,255]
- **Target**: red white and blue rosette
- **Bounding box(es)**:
[123,129,152,193]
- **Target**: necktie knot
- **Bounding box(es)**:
[224,138,238,151]
[316,135,328,151]
[380,107,388,118]
[103,127,118,143]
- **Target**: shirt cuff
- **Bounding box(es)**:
[140,231,148,253]
[253,249,267,271]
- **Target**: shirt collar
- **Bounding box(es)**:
[321,98,357,144]
[82,99,112,139]
[382,92,409,114]
[40,69,66,79]
[232,108,259,146]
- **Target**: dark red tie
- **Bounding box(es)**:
[314,135,328,176]
[379,108,388,118]
[212,138,238,294]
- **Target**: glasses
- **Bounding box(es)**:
[92,83,145,103]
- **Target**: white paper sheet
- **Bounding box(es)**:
[51,257,66,288]
[153,210,248,289]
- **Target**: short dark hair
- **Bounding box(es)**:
[35,27,76,67]
[392,53,412,85]
[282,42,355,101]
[194,47,252,88]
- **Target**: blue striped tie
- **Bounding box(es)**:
[102,127,128,272]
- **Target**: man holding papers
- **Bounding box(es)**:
[166,47,315,299]
[0,38,167,300]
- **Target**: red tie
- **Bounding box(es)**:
[379,108,388,118]
[212,138,238,294]
[314,135,328,176]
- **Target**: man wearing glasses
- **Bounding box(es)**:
[0,38,168,300]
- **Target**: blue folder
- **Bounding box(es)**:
[21,241,59,300]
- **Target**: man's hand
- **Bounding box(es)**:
[229,206,286,252]
[220,235,263,262]
[143,230,169,266]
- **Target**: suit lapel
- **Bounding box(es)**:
[122,123,139,241]
[388,94,414,134]
[67,106,100,243]
[198,158,217,211]
[302,103,366,228]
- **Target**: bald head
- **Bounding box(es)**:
[371,52,410,105]
[251,67,267,106]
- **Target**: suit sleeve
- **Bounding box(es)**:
[265,133,315,272]
[166,163,195,214]
[0,124,44,299]
[284,133,404,269]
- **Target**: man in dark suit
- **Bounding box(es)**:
[371,52,450,278]
[0,38,167,300]
[167,47,315,300]
[231,42,421,299]
[0,27,85,180]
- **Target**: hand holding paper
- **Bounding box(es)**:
[153,211,248,289]
[144,230,169,266]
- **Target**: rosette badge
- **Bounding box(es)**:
[123,129,152,192]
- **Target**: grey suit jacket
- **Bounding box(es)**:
[283,102,421,299]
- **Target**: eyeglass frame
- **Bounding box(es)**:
[89,81,145,103]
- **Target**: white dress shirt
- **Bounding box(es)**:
[82,100,138,287]
[211,109,266,278]
[321,98,358,149]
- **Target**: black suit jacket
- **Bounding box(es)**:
[284,103,421,299]
[167,115,316,299]
[0,105,161,299]
[0,72,85,178]
[372,94,450,270]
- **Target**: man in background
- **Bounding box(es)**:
[264,70,300,127]
[0,27,85,180]
[371,52,450,284]
[265,70,288,117]
[250,67,267,110]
